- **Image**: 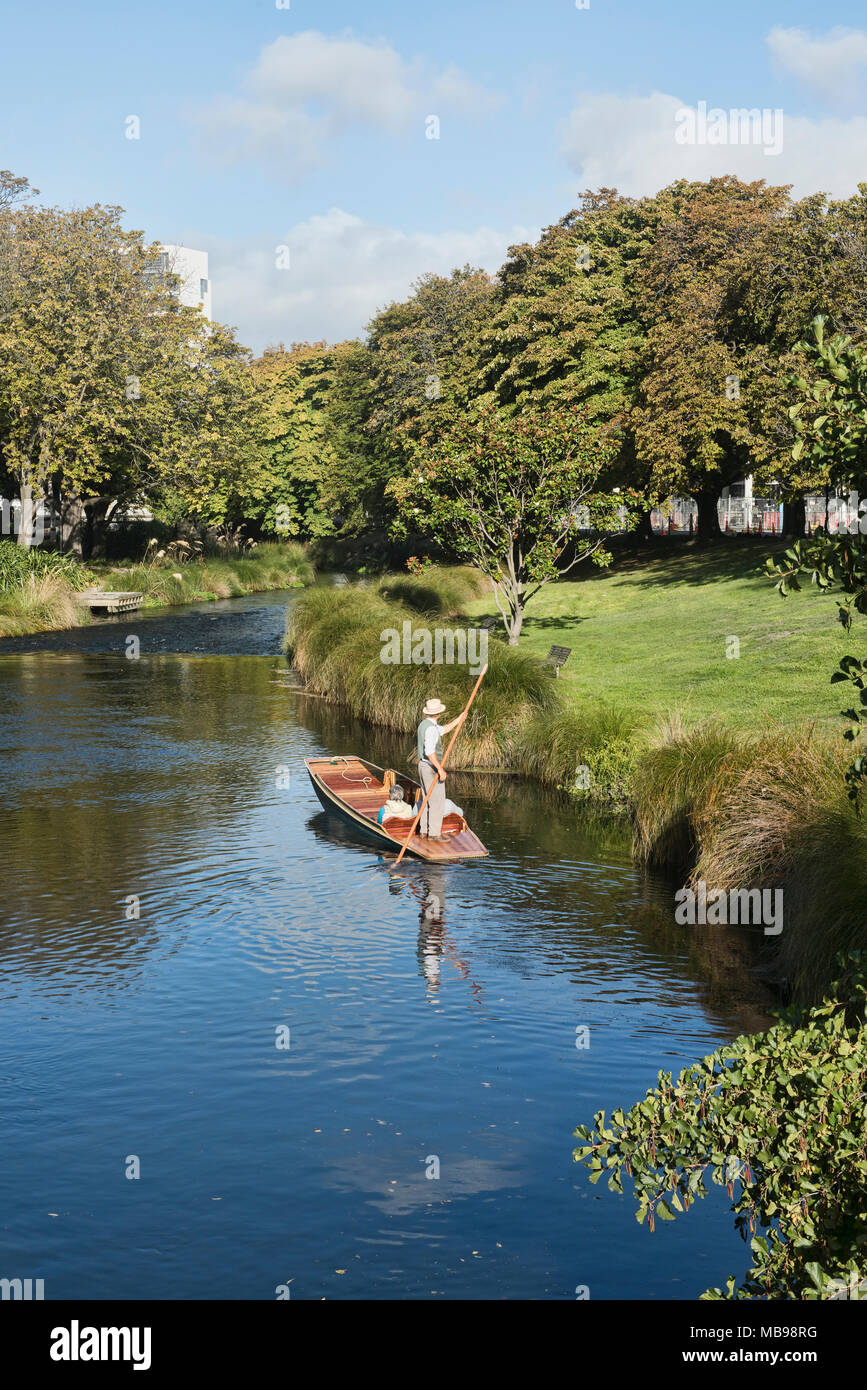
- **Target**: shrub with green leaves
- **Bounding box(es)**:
[517,703,641,803]
[0,539,87,591]
[767,317,867,805]
[573,954,867,1299]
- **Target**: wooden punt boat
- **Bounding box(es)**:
[304,755,488,863]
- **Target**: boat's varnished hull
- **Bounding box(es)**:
[308,775,395,848]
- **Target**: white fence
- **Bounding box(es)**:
[651,496,783,535]
[805,495,864,534]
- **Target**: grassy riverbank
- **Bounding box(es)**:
[286,558,867,1000]
[0,540,313,638]
[464,538,855,730]
[285,566,637,785]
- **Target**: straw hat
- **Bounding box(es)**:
[422,698,447,716]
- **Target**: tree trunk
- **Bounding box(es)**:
[17,479,34,548]
[87,499,114,559]
[51,476,63,548]
[83,504,94,560]
[782,497,806,539]
[61,492,86,557]
[693,490,722,541]
[507,606,523,646]
[637,507,655,542]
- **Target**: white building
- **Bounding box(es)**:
[145,245,211,320]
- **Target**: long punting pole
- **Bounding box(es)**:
[394,663,489,866]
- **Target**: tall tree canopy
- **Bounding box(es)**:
[476,188,667,535]
[630,177,867,536]
[249,341,348,541]
[0,184,255,552]
[326,267,496,540]
[6,169,867,560]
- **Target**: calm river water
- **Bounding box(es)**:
[0,589,772,1299]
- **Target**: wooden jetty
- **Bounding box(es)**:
[77,589,144,614]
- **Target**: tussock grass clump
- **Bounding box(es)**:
[198,567,235,599]
[119,566,187,605]
[114,541,313,610]
[694,730,867,1001]
[376,565,486,617]
[287,586,395,689]
[634,718,867,1000]
[286,583,561,769]
[0,573,82,636]
[518,702,642,796]
[207,541,312,592]
[632,722,749,872]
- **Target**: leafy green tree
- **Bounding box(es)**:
[249,341,346,540]
[147,320,261,541]
[723,185,867,533]
[388,403,631,643]
[574,956,867,1300]
[477,189,662,530]
[327,268,495,543]
[630,178,867,538]
[0,168,34,214]
[630,177,797,537]
[322,339,378,540]
[365,266,494,442]
[475,180,845,540]
[478,190,641,416]
[0,189,256,554]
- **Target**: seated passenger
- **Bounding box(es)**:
[377,784,416,825]
[412,793,464,820]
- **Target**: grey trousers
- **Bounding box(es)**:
[418,760,445,836]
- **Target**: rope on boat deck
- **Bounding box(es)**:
[330,755,373,789]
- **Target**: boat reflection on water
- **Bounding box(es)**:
[309,812,484,1004]
[392,862,485,1006]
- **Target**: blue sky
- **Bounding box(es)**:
[3,0,867,349]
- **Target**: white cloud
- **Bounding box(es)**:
[198,208,537,352]
[194,31,502,179]
[431,64,501,118]
[767,26,867,103]
[560,91,867,200]
[250,31,416,130]
[196,98,325,178]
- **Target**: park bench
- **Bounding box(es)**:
[543,644,572,677]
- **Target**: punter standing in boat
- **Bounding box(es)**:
[417,698,465,838]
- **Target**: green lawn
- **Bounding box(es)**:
[465,539,862,730]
